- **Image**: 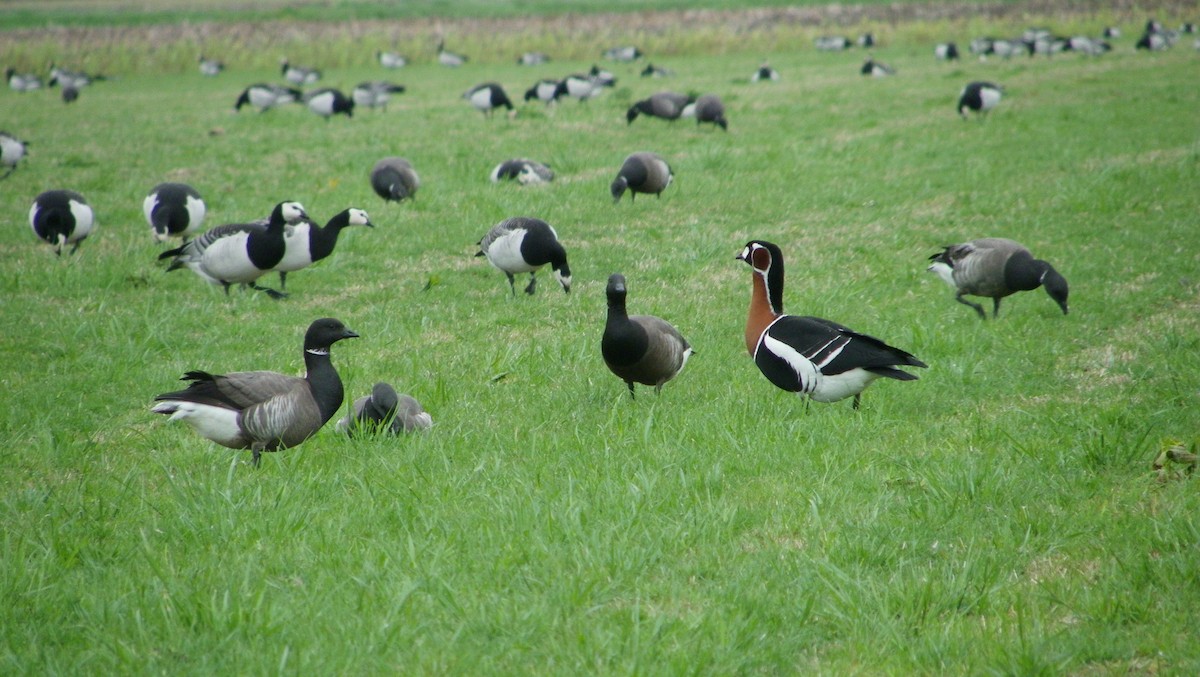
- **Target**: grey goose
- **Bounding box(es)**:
[490,159,554,185]
[927,238,1069,319]
[29,189,95,256]
[476,217,571,295]
[235,83,302,112]
[1,131,29,180]
[152,318,359,467]
[611,152,673,203]
[144,182,206,243]
[691,94,727,130]
[335,382,432,435]
[274,207,373,291]
[603,46,643,62]
[601,273,693,399]
[370,157,420,202]
[626,91,691,124]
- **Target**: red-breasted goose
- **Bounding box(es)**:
[152,318,358,467]
[29,189,95,256]
[602,273,693,399]
[737,240,927,409]
[274,207,373,290]
[957,82,1002,119]
[611,152,673,203]
[626,91,691,124]
[335,382,432,435]
[464,82,513,117]
[476,217,571,295]
[927,238,1069,319]
[1,131,29,180]
[143,182,206,243]
[370,157,420,202]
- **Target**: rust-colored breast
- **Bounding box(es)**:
[745,271,777,356]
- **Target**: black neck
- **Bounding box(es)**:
[309,215,350,262]
[603,302,649,366]
[1004,251,1047,292]
[303,348,345,425]
[246,221,286,269]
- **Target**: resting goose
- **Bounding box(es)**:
[1,131,29,180]
[144,182,206,243]
[601,273,693,399]
[476,217,571,295]
[861,57,896,77]
[626,91,691,124]
[927,238,1069,319]
[377,50,407,69]
[517,51,550,66]
[336,382,432,435]
[611,152,673,203]
[751,63,781,82]
[281,59,321,86]
[370,157,420,202]
[152,318,359,466]
[6,68,42,92]
[198,56,224,76]
[274,207,373,291]
[29,189,95,256]
[490,159,554,185]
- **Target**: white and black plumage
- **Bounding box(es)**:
[144,182,206,243]
[602,273,693,399]
[626,91,691,125]
[611,152,673,203]
[1136,31,1171,50]
[305,88,354,119]
[603,45,643,62]
[641,63,674,78]
[861,57,895,77]
[335,382,432,435]
[352,81,405,111]
[588,65,617,88]
[29,189,95,256]
[475,217,571,296]
[437,40,468,67]
[517,51,550,66]
[234,83,302,112]
[857,33,876,48]
[751,63,780,82]
[378,50,407,69]
[48,65,102,90]
[815,36,852,51]
[691,94,727,130]
[6,68,42,92]
[152,318,359,467]
[737,240,926,409]
[198,56,224,76]
[553,74,601,103]
[370,157,420,202]
[1102,27,1121,39]
[490,159,554,185]
[274,208,373,291]
[926,238,1069,319]
[464,82,513,117]
[957,81,1002,119]
[1,131,29,180]
[160,200,307,298]
[524,78,560,104]
[934,42,960,60]
[281,60,321,86]
[61,84,79,104]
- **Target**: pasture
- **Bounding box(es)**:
[2,3,1199,674]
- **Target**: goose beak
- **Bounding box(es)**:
[343,329,360,340]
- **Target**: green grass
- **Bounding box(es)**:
[2,9,1200,675]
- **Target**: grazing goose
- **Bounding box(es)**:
[934,42,960,60]
[464,82,514,117]
[335,382,432,435]
[751,63,781,82]
[152,318,359,467]
[858,33,876,48]
[143,182,206,243]
[6,68,42,92]
[861,57,895,77]
[553,74,600,103]
[517,51,550,66]
[815,35,852,51]
[281,59,321,86]
[602,273,693,399]
[476,217,571,296]
[1,131,29,180]
[641,63,674,78]
[926,238,1069,319]
[198,56,224,76]
[691,94,728,130]
[274,207,373,291]
[161,200,307,298]
[234,83,302,112]
[437,40,468,67]
[957,81,1002,119]
[370,157,420,202]
[603,45,643,62]
[626,91,691,125]
[525,78,560,104]
[48,66,103,90]
[1102,27,1121,39]
[305,88,354,119]
[29,189,95,256]
[737,240,927,409]
[1136,31,1171,50]
[611,152,673,203]
[352,81,405,111]
[490,159,554,185]
[377,50,407,69]
[588,65,617,88]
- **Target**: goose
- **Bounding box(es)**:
[377,50,407,69]
[352,81,405,111]
[370,157,420,202]
[281,59,321,86]
[144,182,206,243]
[926,238,1069,319]
[691,94,727,130]
[517,51,550,66]
[29,189,95,256]
[476,216,571,295]
[611,152,673,203]
[152,318,359,467]
[198,56,224,76]
[1102,27,1121,39]
[335,382,432,435]
[1066,36,1111,56]
[751,63,781,82]
[641,63,674,78]
[234,83,302,112]
[6,68,42,92]
[603,46,643,62]
[1136,31,1171,50]
[815,35,852,51]
[273,207,373,291]
[437,40,468,67]
[588,65,617,88]
[857,33,876,48]
[48,66,103,90]
[737,240,927,409]
[626,91,691,125]
[490,159,554,185]
[934,42,960,60]
[61,84,79,104]
[602,273,693,399]
[861,57,895,77]
[553,74,600,103]
[161,200,307,298]
[464,82,513,117]
[305,88,354,119]
[524,78,560,104]
[1,131,29,180]
[957,81,1002,119]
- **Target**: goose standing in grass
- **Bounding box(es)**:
[737,240,927,409]
[589,65,617,89]
[691,94,728,130]
[377,50,407,69]
[370,157,420,202]
[926,238,1069,319]
[1,131,29,180]
[336,382,432,435]
[281,59,320,86]
[626,91,691,125]
[6,68,42,92]
[305,88,354,119]
[144,182,206,243]
[464,82,513,117]
[490,159,554,185]
[751,63,781,82]
[273,207,373,291]
[611,152,673,203]
[861,57,895,77]
[48,66,103,90]
[476,217,571,296]
[437,40,468,67]
[198,56,224,76]
[553,74,600,103]
[601,273,693,399]
[957,81,1002,119]
[524,78,560,105]
[29,189,95,256]
[234,83,302,112]
[934,42,960,60]
[352,81,405,111]
[152,318,359,467]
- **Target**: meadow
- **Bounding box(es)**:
[2,2,1199,674]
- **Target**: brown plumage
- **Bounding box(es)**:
[601,273,693,398]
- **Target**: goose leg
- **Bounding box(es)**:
[250,282,288,300]
[852,393,861,410]
[626,381,636,399]
[992,298,1002,319]
[524,273,537,295]
[504,272,517,296]
[955,292,986,319]
[278,271,288,291]
[251,446,263,468]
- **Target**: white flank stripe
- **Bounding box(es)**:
[762,332,820,395]
[154,401,244,447]
[812,336,849,370]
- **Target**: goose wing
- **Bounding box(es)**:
[239,382,323,449]
[756,316,924,391]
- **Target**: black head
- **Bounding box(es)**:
[1041,263,1069,315]
[626,105,640,124]
[606,273,627,305]
[524,86,537,101]
[610,176,628,203]
[304,318,359,352]
[736,240,785,314]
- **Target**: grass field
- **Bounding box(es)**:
[2,4,1200,674]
